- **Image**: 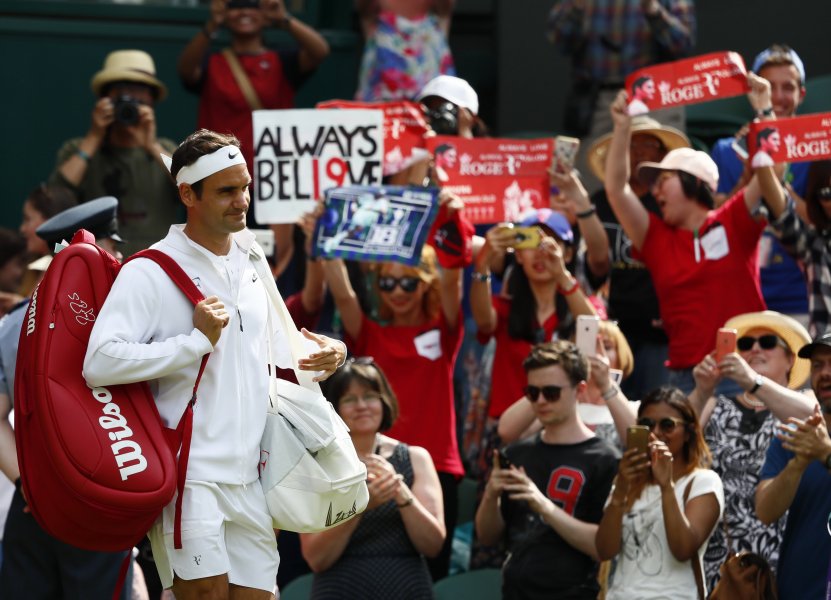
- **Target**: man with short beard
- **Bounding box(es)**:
[755,332,831,599]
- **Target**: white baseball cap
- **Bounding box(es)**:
[418,75,479,115]
[637,147,719,193]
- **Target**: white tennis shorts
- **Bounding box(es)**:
[148,480,279,592]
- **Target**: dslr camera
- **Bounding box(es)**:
[423,102,459,135]
[113,96,141,126]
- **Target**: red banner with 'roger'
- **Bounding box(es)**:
[747,113,831,166]
[425,136,553,224]
[624,51,749,116]
[317,100,429,176]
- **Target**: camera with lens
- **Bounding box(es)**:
[113,96,141,126]
[423,101,459,135]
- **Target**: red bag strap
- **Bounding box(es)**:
[126,248,211,549]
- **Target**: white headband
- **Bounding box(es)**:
[162,145,247,186]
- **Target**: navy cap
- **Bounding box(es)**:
[519,208,574,245]
[36,196,124,250]
[798,332,831,359]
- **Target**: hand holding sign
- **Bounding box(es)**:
[747,72,773,115]
[624,51,749,115]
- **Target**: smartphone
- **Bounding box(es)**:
[497,449,512,470]
[512,227,542,250]
[731,135,749,161]
[609,369,624,385]
[575,315,600,358]
[553,136,580,174]
[626,425,650,455]
[715,328,738,363]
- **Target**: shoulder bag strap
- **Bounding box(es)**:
[126,248,211,549]
[682,475,707,600]
[249,245,321,392]
[222,48,263,111]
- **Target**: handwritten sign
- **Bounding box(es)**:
[317,100,430,176]
[253,109,384,224]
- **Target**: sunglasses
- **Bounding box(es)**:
[378,276,420,293]
[817,187,831,202]
[637,416,686,433]
[737,334,783,352]
[525,384,569,402]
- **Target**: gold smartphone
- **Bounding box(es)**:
[511,226,542,250]
[626,425,650,455]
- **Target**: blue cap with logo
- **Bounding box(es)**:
[752,45,806,83]
[519,208,573,245]
[36,196,124,250]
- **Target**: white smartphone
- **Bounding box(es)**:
[553,136,580,174]
[731,136,749,160]
[575,315,600,358]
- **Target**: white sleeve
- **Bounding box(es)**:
[83,260,214,387]
[686,469,725,516]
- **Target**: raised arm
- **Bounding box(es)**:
[53,100,113,188]
[321,259,364,342]
[717,352,816,422]
[741,73,780,215]
[551,170,610,279]
[652,446,720,561]
[497,395,542,443]
[469,225,514,336]
[178,0,225,86]
[263,0,330,73]
[604,92,650,250]
[589,353,636,444]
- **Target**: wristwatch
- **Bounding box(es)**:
[749,374,764,395]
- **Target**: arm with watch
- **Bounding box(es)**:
[714,351,815,422]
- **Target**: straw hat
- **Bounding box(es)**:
[587,116,689,182]
[90,50,167,101]
[723,311,812,389]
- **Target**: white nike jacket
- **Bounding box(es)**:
[84,225,295,484]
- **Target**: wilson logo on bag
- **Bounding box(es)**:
[15,230,208,554]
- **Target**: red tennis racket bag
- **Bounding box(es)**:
[14,230,206,553]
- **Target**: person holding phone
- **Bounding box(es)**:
[476,341,619,599]
[687,311,813,589]
[471,208,596,425]
[498,319,637,447]
[596,387,724,599]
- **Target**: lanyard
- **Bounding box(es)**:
[693,228,701,263]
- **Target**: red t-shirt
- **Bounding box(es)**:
[638,191,766,369]
[480,296,559,419]
[350,314,464,476]
[196,50,300,176]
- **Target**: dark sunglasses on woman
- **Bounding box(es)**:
[637,416,686,434]
[524,384,568,402]
[737,334,783,352]
[378,276,420,293]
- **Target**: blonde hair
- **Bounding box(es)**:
[599,320,634,379]
[377,245,442,322]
